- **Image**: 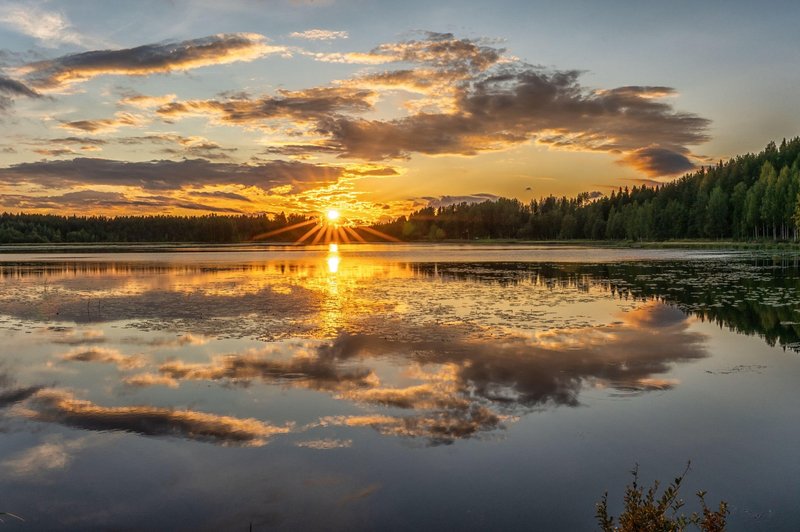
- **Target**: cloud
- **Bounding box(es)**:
[59,112,148,134]
[119,93,177,109]
[33,147,76,157]
[290,29,349,40]
[21,32,707,179]
[619,146,697,176]
[0,157,344,192]
[233,33,706,176]
[190,190,253,202]
[156,86,376,126]
[0,4,88,47]
[262,143,343,157]
[159,142,237,161]
[0,75,40,98]
[422,193,500,208]
[0,75,41,111]
[19,33,283,89]
[306,31,502,70]
[26,136,106,156]
[314,70,709,176]
[0,189,248,214]
[40,137,107,146]
[23,389,290,446]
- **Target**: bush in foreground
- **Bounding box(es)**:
[596,464,728,531]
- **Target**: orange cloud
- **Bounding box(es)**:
[19,33,284,90]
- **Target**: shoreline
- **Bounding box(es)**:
[2,239,800,254]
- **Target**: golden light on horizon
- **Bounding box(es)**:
[250,207,401,245]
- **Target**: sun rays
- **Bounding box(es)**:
[250,210,400,244]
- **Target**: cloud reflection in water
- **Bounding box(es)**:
[116,301,706,444]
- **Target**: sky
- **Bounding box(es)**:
[0,0,798,222]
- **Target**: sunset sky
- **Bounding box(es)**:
[1,0,798,222]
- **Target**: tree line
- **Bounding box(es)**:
[1,137,799,244]
[0,212,313,244]
[372,137,800,241]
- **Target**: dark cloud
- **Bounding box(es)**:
[620,146,697,176]
[314,69,709,176]
[190,190,253,202]
[242,34,710,176]
[21,33,281,89]
[0,75,40,98]
[42,137,107,146]
[0,157,343,192]
[308,31,503,73]
[0,75,41,110]
[262,144,342,157]
[159,142,237,161]
[38,32,711,178]
[24,389,289,446]
[33,148,75,157]
[59,112,147,134]
[422,193,501,208]
[156,86,375,125]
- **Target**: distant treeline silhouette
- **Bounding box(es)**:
[0,212,313,244]
[1,138,800,244]
[373,137,800,241]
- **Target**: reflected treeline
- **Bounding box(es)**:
[3,255,800,349]
[0,261,329,279]
[411,256,800,351]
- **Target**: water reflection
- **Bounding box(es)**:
[0,252,795,445]
[0,300,705,445]
[1,248,799,530]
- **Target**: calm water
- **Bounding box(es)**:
[0,244,798,530]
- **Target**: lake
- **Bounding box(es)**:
[0,244,798,530]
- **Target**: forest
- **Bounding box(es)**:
[0,212,313,244]
[1,137,799,244]
[374,137,800,241]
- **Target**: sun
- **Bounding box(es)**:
[251,207,401,244]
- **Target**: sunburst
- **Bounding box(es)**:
[251,210,399,244]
